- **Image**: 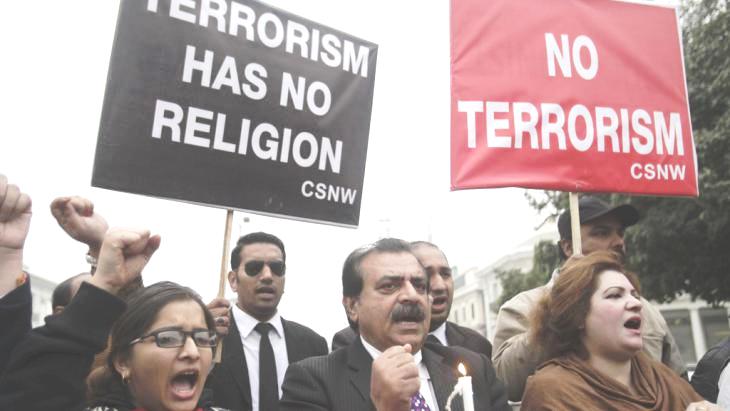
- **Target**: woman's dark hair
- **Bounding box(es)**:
[529,251,641,360]
[87,281,215,405]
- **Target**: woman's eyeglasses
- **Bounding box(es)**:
[130,328,217,348]
[243,260,286,277]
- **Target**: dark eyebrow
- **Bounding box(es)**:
[150,325,183,331]
[603,286,639,296]
[143,326,183,335]
[146,325,210,334]
[590,224,612,231]
[375,273,426,284]
[375,275,405,285]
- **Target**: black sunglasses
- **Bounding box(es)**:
[129,327,217,348]
[243,260,286,277]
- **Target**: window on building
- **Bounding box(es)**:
[700,307,730,349]
[454,310,459,323]
[471,303,476,320]
[662,309,697,364]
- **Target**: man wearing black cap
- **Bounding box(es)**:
[556,196,639,261]
[492,196,686,402]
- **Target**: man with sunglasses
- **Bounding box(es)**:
[206,232,327,411]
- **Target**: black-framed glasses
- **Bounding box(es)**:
[243,260,286,277]
[129,328,217,348]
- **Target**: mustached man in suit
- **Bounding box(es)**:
[206,232,328,411]
[331,241,492,359]
[280,238,509,411]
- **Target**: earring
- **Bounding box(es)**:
[122,372,131,385]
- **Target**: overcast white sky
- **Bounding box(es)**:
[0,1,546,341]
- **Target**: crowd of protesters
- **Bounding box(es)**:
[0,173,725,411]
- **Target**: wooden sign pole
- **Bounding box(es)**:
[569,192,582,256]
[214,209,234,363]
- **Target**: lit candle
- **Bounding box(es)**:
[457,363,474,411]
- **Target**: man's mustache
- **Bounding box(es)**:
[391,303,426,323]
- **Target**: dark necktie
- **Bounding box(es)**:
[410,391,432,411]
[255,322,279,411]
[426,334,443,346]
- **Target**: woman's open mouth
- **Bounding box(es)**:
[170,369,199,400]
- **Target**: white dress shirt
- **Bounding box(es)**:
[718,363,730,409]
[361,337,440,411]
[430,323,449,346]
[231,304,289,411]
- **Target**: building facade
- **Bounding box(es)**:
[29,272,56,327]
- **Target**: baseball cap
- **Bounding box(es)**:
[557,196,640,239]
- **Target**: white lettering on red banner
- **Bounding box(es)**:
[450,0,698,196]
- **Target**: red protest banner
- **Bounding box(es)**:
[450,0,698,197]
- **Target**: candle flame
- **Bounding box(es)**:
[458,362,467,376]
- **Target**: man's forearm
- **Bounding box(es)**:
[493,332,540,402]
[493,299,542,402]
[0,249,23,296]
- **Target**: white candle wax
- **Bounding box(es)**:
[460,375,474,411]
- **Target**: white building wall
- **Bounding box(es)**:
[29,273,56,327]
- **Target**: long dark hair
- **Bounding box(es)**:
[87,281,215,407]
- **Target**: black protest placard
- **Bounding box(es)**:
[93,0,377,227]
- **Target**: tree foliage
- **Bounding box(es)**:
[623,0,729,304]
[491,240,560,312]
[510,0,730,305]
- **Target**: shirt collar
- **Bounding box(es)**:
[430,322,448,346]
[232,303,283,338]
[360,336,423,365]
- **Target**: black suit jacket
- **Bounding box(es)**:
[0,279,31,375]
[445,321,493,358]
[331,321,493,358]
[0,283,126,410]
[206,313,328,411]
[280,337,509,411]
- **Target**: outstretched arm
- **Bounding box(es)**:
[492,288,545,402]
[0,175,32,375]
[50,196,109,270]
[88,227,160,295]
[0,174,32,296]
[0,228,159,409]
